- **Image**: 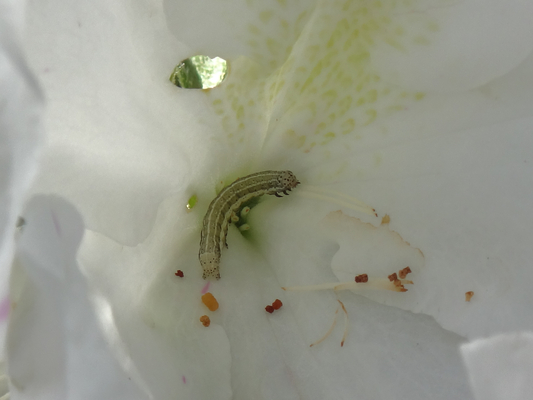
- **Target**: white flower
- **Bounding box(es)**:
[0,0,43,373]
[4,0,533,399]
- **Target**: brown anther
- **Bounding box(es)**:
[200,315,211,327]
[393,279,403,288]
[465,291,474,302]
[175,270,184,277]
[272,299,283,310]
[355,274,368,283]
[265,305,275,313]
[388,273,398,282]
[398,266,412,279]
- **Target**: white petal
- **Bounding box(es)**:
[7,196,147,399]
[77,191,474,399]
[331,116,533,339]
[24,0,224,245]
[78,195,232,400]
[460,332,533,400]
[371,0,533,92]
[230,199,472,399]
[0,0,44,356]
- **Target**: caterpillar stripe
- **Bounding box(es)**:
[199,170,300,279]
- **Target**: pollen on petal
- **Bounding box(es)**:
[388,273,398,282]
[202,292,219,311]
[465,291,474,302]
[265,305,275,313]
[355,273,368,283]
[200,315,211,327]
[381,214,390,225]
[175,270,184,277]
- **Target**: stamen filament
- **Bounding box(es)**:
[282,278,413,293]
[299,185,377,217]
[338,300,349,347]
[296,188,377,217]
[310,308,339,347]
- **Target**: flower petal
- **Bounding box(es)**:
[24,0,225,245]
[7,195,148,399]
[461,332,533,400]
[329,116,533,339]
[370,0,533,92]
[225,198,473,399]
[78,195,232,399]
[0,0,43,355]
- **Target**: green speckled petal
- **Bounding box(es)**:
[170,0,533,182]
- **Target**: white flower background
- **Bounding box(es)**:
[2,0,533,399]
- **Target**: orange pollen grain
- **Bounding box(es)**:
[399,267,412,279]
[201,292,219,311]
[388,273,398,282]
[465,291,474,302]
[200,315,211,327]
[355,273,369,283]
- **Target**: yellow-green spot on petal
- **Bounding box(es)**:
[267,37,281,55]
[367,89,378,103]
[415,92,426,101]
[341,118,356,134]
[364,109,377,126]
[338,96,352,116]
[283,129,306,149]
[259,10,274,24]
[248,23,260,35]
[186,195,198,212]
[169,55,227,89]
[236,105,244,120]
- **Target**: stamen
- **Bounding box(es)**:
[338,300,349,347]
[239,224,250,232]
[240,206,251,217]
[231,212,239,223]
[283,278,413,293]
[310,307,339,347]
[398,266,412,279]
[200,315,211,327]
[296,185,377,217]
[298,184,378,217]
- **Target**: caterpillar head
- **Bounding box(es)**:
[278,171,300,190]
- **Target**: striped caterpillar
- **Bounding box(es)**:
[199,170,300,279]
